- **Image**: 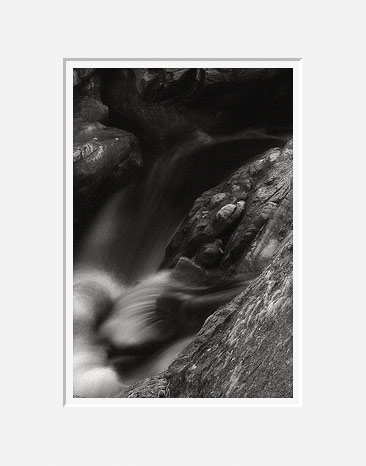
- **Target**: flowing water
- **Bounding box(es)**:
[73,131,286,397]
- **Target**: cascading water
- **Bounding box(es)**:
[73,130,287,397]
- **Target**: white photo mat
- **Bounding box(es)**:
[65,59,302,407]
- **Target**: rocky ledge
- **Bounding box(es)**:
[164,139,293,279]
[115,139,293,398]
[116,233,293,398]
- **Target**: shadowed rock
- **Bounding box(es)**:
[163,139,293,276]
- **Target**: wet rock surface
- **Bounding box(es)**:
[163,139,293,277]
[74,68,108,123]
[74,97,109,123]
[116,233,293,398]
[73,68,96,88]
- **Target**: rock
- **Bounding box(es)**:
[223,145,292,272]
[74,68,109,126]
[73,122,143,243]
[209,192,229,207]
[134,68,200,101]
[74,97,109,123]
[73,121,104,140]
[195,239,224,268]
[73,68,96,87]
[215,203,237,224]
[172,257,206,286]
[115,233,293,398]
[210,201,245,235]
[73,124,142,178]
[73,68,101,98]
[163,140,293,276]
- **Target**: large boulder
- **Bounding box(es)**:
[163,139,293,278]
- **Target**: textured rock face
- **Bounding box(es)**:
[163,139,293,279]
[166,234,293,398]
[115,140,293,398]
[116,233,293,398]
[74,97,109,123]
[73,122,142,243]
[74,68,107,123]
[134,68,201,101]
[73,68,96,88]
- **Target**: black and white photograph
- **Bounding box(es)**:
[3,1,366,465]
[70,63,298,401]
